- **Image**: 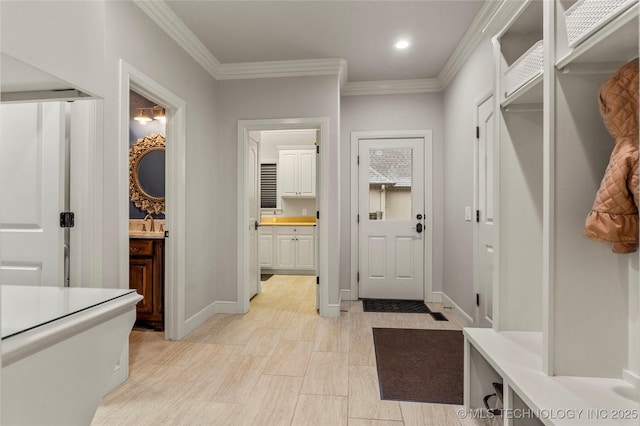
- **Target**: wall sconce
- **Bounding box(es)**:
[134,106,166,125]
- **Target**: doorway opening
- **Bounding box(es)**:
[128,89,167,332]
[119,60,187,342]
[237,118,329,316]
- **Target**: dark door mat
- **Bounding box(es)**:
[362,298,432,314]
[372,328,463,404]
[430,312,448,321]
[260,274,273,281]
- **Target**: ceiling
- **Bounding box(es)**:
[165,0,485,82]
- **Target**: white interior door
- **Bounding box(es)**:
[248,137,260,298]
[476,95,495,327]
[358,138,425,300]
[0,102,65,286]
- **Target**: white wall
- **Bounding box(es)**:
[216,75,341,304]
[340,93,444,293]
[1,0,106,97]
[103,2,219,319]
[442,36,494,318]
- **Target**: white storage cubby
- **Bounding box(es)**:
[465,1,639,422]
[497,0,544,106]
[493,0,545,333]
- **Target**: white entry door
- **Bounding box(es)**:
[0,102,66,286]
[248,137,260,298]
[358,138,425,300]
[476,95,495,327]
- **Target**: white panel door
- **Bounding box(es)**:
[0,102,65,286]
[477,95,495,327]
[358,138,425,300]
[248,138,260,297]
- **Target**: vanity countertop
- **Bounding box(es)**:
[129,232,165,239]
[260,216,316,227]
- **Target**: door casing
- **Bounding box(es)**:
[118,60,187,341]
[349,130,434,302]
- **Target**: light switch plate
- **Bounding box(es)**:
[465,206,472,221]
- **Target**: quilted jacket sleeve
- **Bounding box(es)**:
[583,59,639,254]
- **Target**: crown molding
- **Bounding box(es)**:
[437,0,513,88]
[341,79,442,96]
[133,0,221,78]
[217,58,348,81]
[137,0,516,96]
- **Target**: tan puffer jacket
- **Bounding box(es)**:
[584,59,639,254]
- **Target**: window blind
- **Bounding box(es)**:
[260,163,277,208]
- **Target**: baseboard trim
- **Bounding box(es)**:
[435,291,474,327]
[427,291,442,304]
[182,300,238,337]
[326,303,341,317]
[623,369,640,388]
[340,288,355,301]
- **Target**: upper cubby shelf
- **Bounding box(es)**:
[556,0,639,70]
[497,0,544,106]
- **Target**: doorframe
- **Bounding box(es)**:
[349,130,434,302]
[472,91,495,328]
[237,117,329,315]
[118,60,187,340]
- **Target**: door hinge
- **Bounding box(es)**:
[476,210,480,223]
[59,212,75,228]
[357,271,360,282]
[316,276,320,285]
[357,155,360,165]
[476,126,480,139]
[357,214,359,223]
[316,145,320,154]
[316,211,320,220]
[476,293,480,307]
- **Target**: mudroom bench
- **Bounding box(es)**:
[464,328,638,425]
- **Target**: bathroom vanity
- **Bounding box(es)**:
[1,285,142,425]
[129,235,164,330]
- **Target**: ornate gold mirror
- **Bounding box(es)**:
[129,133,165,214]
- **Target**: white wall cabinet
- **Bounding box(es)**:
[260,225,315,273]
[278,148,316,198]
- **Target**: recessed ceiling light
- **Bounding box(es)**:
[395,40,410,50]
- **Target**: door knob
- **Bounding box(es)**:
[254,221,260,230]
[416,214,423,220]
[416,223,423,233]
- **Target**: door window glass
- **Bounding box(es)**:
[368,148,412,221]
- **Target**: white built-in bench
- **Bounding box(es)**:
[464,328,639,425]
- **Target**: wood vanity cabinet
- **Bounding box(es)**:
[129,238,164,330]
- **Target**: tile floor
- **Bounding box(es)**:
[92,275,487,426]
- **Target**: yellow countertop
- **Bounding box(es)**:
[260,216,316,226]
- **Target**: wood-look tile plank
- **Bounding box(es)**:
[314,317,350,353]
[263,339,314,376]
[348,365,403,421]
[301,351,349,396]
[400,401,464,426]
[236,375,304,425]
[291,394,348,426]
[206,355,268,403]
[348,419,405,426]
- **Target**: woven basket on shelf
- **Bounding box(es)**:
[565,0,637,48]
[505,40,544,97]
